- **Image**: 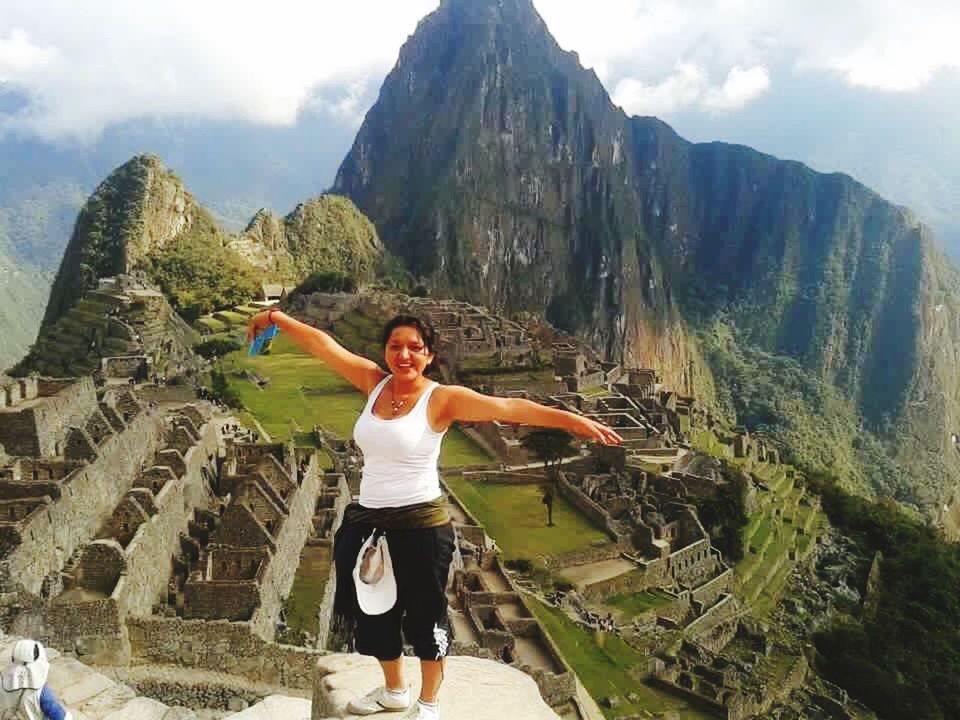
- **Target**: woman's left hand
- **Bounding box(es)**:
[567,414,624,446]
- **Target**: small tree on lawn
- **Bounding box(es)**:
[521,428,575,478]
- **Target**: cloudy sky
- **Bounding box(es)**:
[1,0,959,241]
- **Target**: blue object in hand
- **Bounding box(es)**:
[248,323,279,356]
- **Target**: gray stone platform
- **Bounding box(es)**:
[312,655,561,719]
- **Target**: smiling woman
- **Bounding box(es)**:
[246,307,621,720]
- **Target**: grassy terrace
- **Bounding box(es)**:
[284,544,331,637]
[221,334,491,467]
[529,600,712,720]
[692,428,828,616]
[714,439,827,618]
[605,589,673,620]
[443,476,609,560]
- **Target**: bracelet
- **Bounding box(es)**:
[267,307,279,325]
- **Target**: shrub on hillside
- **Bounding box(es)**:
[290,271,357,297]
[146,216,260,320]
[194,338,243,359]
[208,368,244,409]
[808,470,960,720]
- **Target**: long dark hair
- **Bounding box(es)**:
[380,315,438,354]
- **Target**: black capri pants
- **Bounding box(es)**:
[333,521,455,661]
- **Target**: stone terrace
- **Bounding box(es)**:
[163,441,325,642]
[0,377,173,600]
[43,403,222,663]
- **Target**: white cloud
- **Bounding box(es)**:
[535,0,960,112]
[0,0,439,140]
[702,66,771,111]
[613,64,707,117]
[612,64,769,116]
[0,0,956,139]
[0,29,56,77]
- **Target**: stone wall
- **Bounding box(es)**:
[0,377,97,457]
[120,418,220,616]
[1,407,167,595]
[44,596,129,663]
[315,473,350,650]
[468,422,529,464]
[249,453,322,639]
[555,474,622,544]
[725,654,808,720]
[127,616,323,689]
[690,568,733,609]
[185,580,260,621]
[462,470,545,484]
[76,539,125,595]
[102,355,149,379]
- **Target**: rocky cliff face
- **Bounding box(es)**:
[334,0,695,390]
[334,0,960,506]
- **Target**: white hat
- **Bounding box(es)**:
[1,639,50,692]
[352,531,397,616]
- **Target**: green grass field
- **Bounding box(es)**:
[221,334,491,467]
[528,599,712,719]
[442,476,609,559]
[284,545,331,637]
[605,590,673,619]
[196,317,227,333]
[214,310,249,326]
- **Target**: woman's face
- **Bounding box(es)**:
[384,325,434,381]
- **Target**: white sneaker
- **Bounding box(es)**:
[347,686,411,715]
[401,700,440,720]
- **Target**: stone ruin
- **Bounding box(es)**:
[17,274,201,384]
[551,343,624,393]
[0,372,345,702]
[467,367,699,470]
[552,460,736,635]
[441,488,580,717]
[283,290,361,329]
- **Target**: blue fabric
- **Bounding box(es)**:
[39,686,67,720]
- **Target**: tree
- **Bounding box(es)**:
[290,271,358,297]
[541,484,555,527]
[521,428,575,483]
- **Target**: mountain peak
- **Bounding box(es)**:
[41,154,199,326]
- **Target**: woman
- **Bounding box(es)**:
[246,309,622,720]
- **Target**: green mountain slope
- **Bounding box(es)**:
[37,154,382,334]
[0,247,48,372]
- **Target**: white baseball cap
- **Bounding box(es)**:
[352,531,397,616]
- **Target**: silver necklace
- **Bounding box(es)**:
[390,380,414,415]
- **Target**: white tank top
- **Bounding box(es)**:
[353,375,446,508]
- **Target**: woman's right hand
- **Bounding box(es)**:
[246,309,277,344]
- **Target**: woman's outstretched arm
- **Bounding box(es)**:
[246,310,385,394]
[434,385,623,446]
